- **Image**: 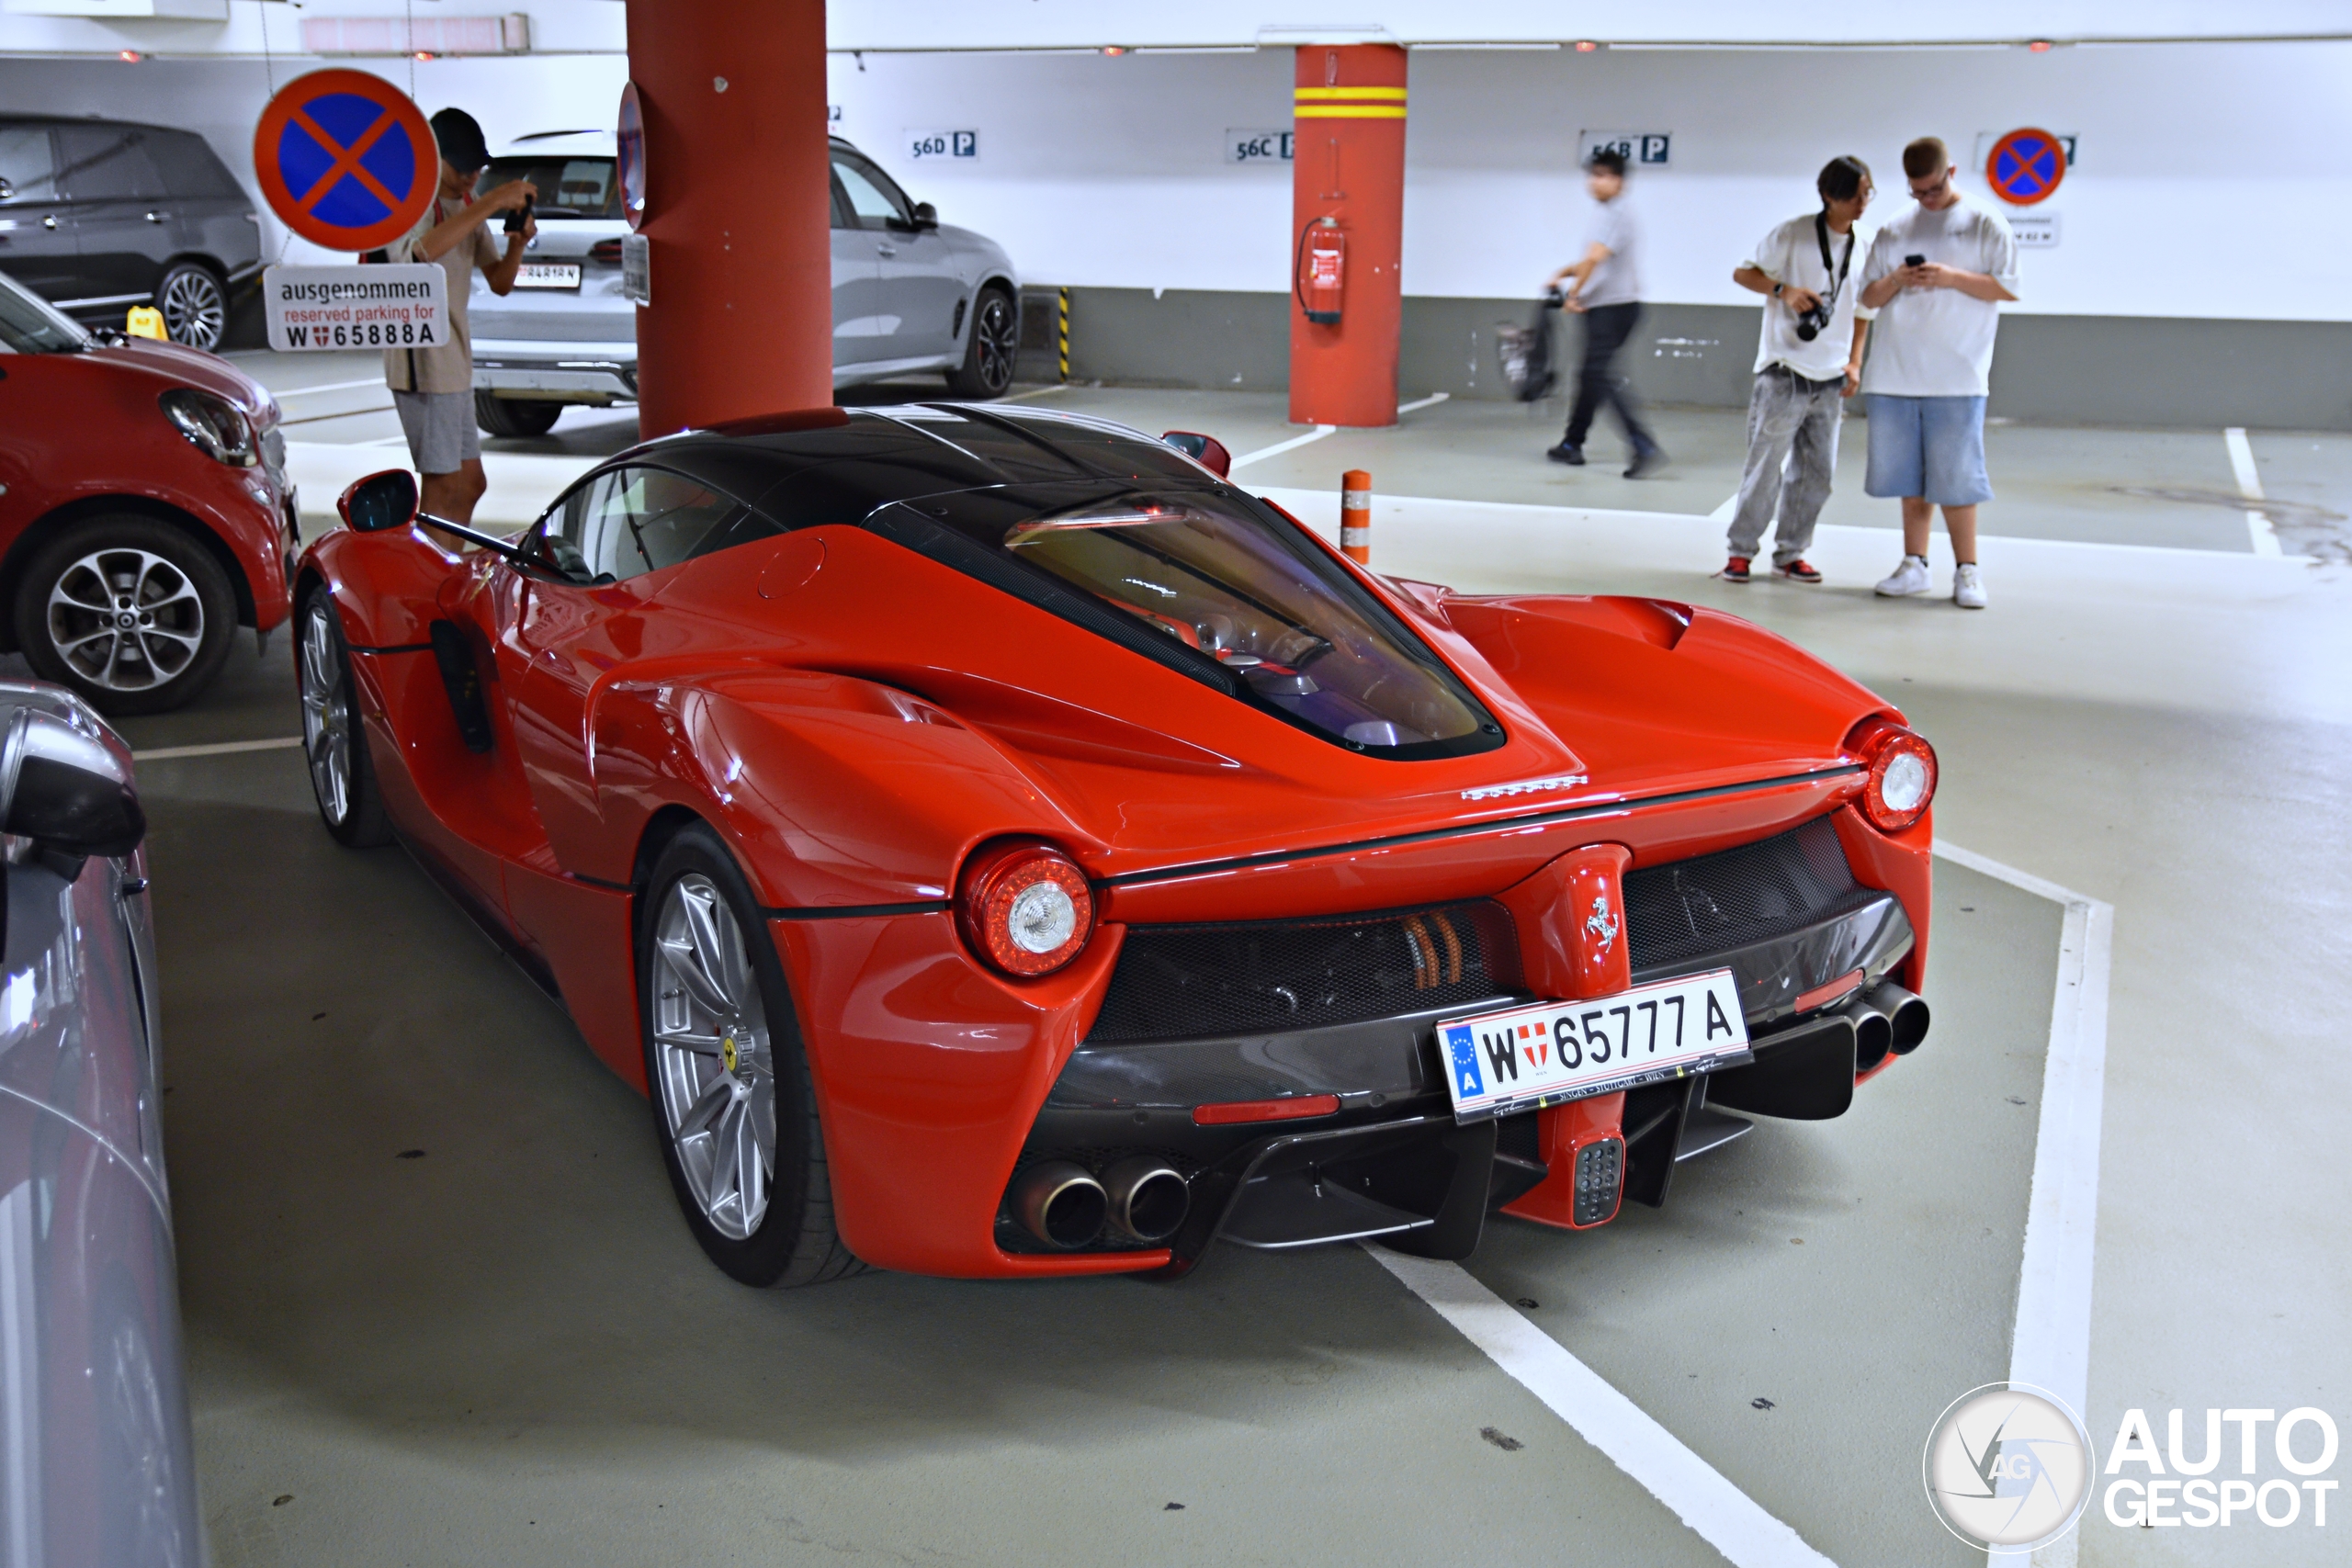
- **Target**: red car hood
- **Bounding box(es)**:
[84,340,278,427]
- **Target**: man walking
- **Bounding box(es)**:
[1544,149,1664,478]
[383,107,536,528]
[1857,136,2019,609]
[1718,155,1876,584]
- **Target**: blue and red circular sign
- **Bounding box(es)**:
[253,69,438,252]
[1985,128,2066,208]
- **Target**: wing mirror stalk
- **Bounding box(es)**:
[0,706,145,875]
[338,468,530,562]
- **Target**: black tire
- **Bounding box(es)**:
[639,825,862,1288]
[14,516,236,716]
[154,262,227,351]
[944,284,1018,399]
[295,587,392,848]
[473,392,563,438]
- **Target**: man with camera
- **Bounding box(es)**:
[1857,136,2019,610]
[379,107,537,529]
[1717,156,1876,584]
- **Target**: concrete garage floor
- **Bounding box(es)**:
[120,359,2352,1566]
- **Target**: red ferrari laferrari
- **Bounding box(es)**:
[294,404,1935,1285]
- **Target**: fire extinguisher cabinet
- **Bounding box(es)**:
[1288,43,1408,428]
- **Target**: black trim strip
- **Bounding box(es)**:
[350,640,435,655]
[573,872,631,893]
[761,899,952,920]
[1097,765,1864,890]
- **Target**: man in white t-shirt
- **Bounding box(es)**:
[1717,156,1876,585]
[1857,137,2019,609]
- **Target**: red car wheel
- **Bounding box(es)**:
[639,824,862,1287]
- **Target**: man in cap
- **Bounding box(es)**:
[380,107,537,527]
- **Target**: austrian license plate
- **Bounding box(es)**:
[514,263,582,290]
[1435,969,1754,1122]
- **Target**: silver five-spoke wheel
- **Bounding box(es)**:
[46,547,206,694]
[650,874,777,1241]
[299,599,351,825]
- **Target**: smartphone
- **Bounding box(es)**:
[503,195,534,234]
[1904,253,1927,268]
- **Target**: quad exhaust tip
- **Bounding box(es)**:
[1012,1160,1108,1250]
[1012,1156,1191,1249]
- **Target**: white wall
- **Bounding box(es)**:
[827,40,2352,321]
[4,36,2345,321]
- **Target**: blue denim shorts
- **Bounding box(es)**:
[1863,393,1993,507]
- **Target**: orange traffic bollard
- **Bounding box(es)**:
[1341,469,1372,564]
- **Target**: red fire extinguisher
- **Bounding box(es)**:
[1296,216,1345,326]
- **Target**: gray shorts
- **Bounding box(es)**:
[392,389,481,475]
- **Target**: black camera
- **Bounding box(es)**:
[1793,297,1833,342]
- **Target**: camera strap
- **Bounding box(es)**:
[1814,212,1855,306]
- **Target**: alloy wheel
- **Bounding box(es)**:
[160,268,225,351]
[298,601,351,825]
[650,874,777,1240]
[974,292,1017,395]
[45,547,206,694]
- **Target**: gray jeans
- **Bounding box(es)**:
[1726,367,1844,564]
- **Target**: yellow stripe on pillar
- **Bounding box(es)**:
[1295,106,1408,118]
[1294,85,1408,100]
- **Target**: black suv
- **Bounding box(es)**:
[0,116,262,350]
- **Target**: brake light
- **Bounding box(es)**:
[1193,1095,1341,1126]
[957,840,1094,976]
[1846,716,1938,833]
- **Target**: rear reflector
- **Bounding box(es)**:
[1794,968,1865,1013]
[1193,1094,1341,1126]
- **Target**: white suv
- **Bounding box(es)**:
[469,132,1023,437]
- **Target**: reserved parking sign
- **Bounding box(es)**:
[262,264,447,352]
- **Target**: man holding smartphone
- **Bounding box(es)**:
[381,107,537,528]
[1857,136,2019,609]
[1716,155,1876,584]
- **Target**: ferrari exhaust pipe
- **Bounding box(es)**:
[1838,993,1894,1073]
[1871,983,1931,1055]
[1101,1156,1189,1245]
[1013,1160,1108,1250]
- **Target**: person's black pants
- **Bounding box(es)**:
[1563,301,1656,452]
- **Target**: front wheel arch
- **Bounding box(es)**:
[0,497,255,653]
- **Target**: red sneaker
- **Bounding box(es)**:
[1773,558,1823,583]
[1720,556,1752,582]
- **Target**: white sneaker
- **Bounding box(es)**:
[1952,563,1987,610]
[1875,555,1931,597]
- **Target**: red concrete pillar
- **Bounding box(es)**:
[623,0,831,436]
[1288,44,1407,429]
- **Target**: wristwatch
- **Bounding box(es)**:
[1771,282,1785,298]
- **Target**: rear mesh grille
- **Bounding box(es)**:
[1088,901,1521,1044]
[1624,816,1876,971]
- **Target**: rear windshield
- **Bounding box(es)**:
[476,156,616,219]
[989,491,1498,757]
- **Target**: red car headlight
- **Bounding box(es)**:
[957,841,1094,976]
[1846,716,1938,833]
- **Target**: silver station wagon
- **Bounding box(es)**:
[469,131,1023,437]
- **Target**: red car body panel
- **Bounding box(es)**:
[298,411,1931,1279]
[0,336,295,637]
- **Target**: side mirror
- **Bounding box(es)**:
[912,200,938,230]
[340,468,419,533]
[1161,431,1232,479]
[0,708,144,862]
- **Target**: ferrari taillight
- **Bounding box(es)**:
[957,840,1094,977]
[1846,716,1938,833]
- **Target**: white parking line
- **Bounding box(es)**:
[275,378,388,399]
[1934,840,2112,1568]
[1228,423,1337,471]
[2224,428,2283,558]
[1708,493,1739,524]
[132,736,304,761]
[1397,392,1452,415]
[1369,1247,1838,1566]
[999,384,1069,403]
